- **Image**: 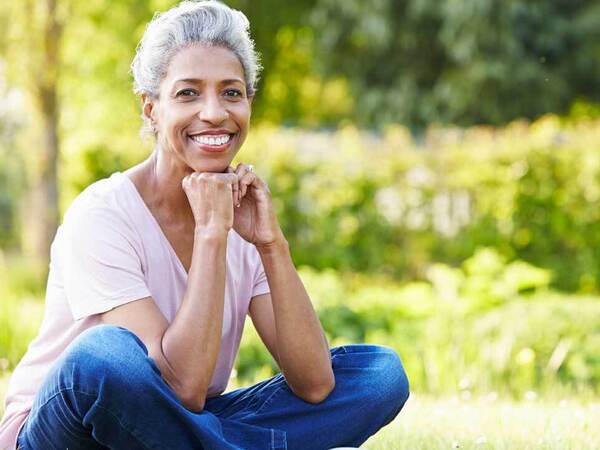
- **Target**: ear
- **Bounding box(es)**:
[141,93,157,125]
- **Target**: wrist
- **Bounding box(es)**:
[194,226,229,243]
[256,234,289,255]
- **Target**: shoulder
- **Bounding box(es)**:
[61,172,135,240]
[54,174,145,271]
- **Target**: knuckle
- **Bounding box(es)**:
[216,177,229,186]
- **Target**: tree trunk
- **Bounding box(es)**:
[31,0,62,262]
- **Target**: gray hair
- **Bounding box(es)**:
[131,1,261,136]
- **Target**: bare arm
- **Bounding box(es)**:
[160,228,228,408]
[257,237,335,403]
[229,162,334,403]
[101,228,228,412]
[101,171,238,412]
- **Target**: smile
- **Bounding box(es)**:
[189,134,233,146]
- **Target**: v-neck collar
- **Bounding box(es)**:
[117,172,189,278]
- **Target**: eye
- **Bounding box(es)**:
[176,88,198,97]
[224,89,243,99]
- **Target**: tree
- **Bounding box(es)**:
[2,0,65,261]
[310,0,600,129]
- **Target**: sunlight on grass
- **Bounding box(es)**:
[362,394,600,450]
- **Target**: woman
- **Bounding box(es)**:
[0,1,409,449]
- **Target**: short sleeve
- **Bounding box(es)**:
[250,247,270,299]
[60,204,152,321]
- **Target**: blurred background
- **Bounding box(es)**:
[1,0,600,448]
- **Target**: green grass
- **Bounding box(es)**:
[362,394,600,450]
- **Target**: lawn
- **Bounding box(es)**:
[362,394,599,450]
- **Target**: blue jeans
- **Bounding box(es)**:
[16,325,409,450]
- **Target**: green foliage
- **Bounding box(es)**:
[251,26,354,127]
[2,0,599,252]
[0,254,45,375]
[11,0,599,166]
[0,297,44,374]
[234,116,600,292]
[310,0,600,129]
[0,0,599,407]
[236,251,600,397]
[0,68,26,248]
[0,254,48,300]
[6,113,600,293]
[0,248,598,398]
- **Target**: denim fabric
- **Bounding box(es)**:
[16,325,409,450]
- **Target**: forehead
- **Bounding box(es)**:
[163,44,245,86]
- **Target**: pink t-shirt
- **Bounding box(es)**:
[0,171,270,450]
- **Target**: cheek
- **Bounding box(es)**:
[162,112,189,141]
[158,117,188,152]
[234,105,251,128]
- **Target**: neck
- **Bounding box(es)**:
[143,146,195,225]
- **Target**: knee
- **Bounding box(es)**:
[381,347,410,407]
[354,345,410,409]
[66,324,148,361]
[60,324,154,390]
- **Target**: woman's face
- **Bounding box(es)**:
[145,44,252,174]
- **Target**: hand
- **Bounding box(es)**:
[181,171,239,234]
[225,163,285,247]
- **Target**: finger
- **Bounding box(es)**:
[181,173,194,191]
[244,165,254,197]
[232,177,239,205]
[234,164,255,198]
[238,171,258,198]
[222,172,236,203]
[234,163,244,202]
[224,167,237,203]
[234,163,253,177]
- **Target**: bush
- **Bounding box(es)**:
[235,250,600,397]
[0,254,45,374]
[230,116,600,292]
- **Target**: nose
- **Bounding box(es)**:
[198,93,228,125]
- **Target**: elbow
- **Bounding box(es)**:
[179,387,206,412]
[150,340,206,412]
[302,378,336,404]
[165,377,206,412]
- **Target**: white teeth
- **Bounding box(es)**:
[190,134,232,146]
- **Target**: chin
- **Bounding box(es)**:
[189,159,232,174]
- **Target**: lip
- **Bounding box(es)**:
[189,129,237,136]
[188,132,237,153]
